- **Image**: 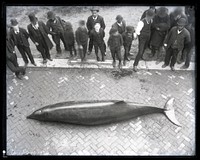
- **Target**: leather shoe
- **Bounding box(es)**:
[97,57,100,61]
[180,65,188,69]
[162,64,167,68]
[43,59,47,64]
[171,66,175,71]
[112,61,116,67]
[48,58,53,61]
[16,74,23,80]
[32,63,37,66]
[133,66,138,72]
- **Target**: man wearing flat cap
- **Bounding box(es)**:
[111,15,126,35]
[27,13,53,64]
[9,18,36,67]
[149,7,170,62]
[86,7,106,55]
[162,18,191,71]
[46,11,68,54]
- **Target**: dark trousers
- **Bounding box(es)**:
[94,43,105,61]
[124,44,131,61]
[17,45,35,64]
[36,39,51,60]
[181,44,193,67]
[7,54,24,76]
[52,32,67,52]
[164,47,179,67]
[68,44,77,56]
[134,34,150,66]
[78,43,87,61]
[88,36,93,52]
[110,47,122,62]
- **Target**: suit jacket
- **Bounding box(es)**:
[86,15,106,32]
[10,27,30,47]
[164,26,191,51]
[90,28,105,45]
[152,15,170,32]
[107,34,123,49]
[111,20,126,34]
[75,27,89,45]
[27,21,53,50]
[6,37,15,60]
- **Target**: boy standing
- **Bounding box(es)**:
[162,18,191,71]
[75,20,89,62]
[133,9,155,72]
[90,23,106,61]
[107,28,123,68]
[122,26,136,66]
[10,19,36,67]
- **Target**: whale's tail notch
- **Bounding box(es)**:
[164,98,182,127]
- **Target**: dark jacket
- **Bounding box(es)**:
[86,15,106,32]
[107,34,123,49]
[111,20,126,34]
[6,37,16,60]
[90,28,105,45]
[46,16,65,34]
[64,29,75,46]
[152,15,170,32]
[164,26,191,51]
[122,32,134,46]
[75,27,89,45]
[10,27,30,47]
[27,21,53,50]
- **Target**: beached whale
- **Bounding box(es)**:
[27,98,181,127]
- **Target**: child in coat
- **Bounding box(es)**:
[107,28,123,68]
[63,21,77,58]
[90,23,106,61]
[75,20,89,62]
[122,26,136,66]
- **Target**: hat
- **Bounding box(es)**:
[157,7,168,18]
[28,13,38,22]
[79,20,85,25]
[47,11,55,19]
[116,15,123,21]
[126,26,134,33]
[10,19,18,26]
[177,18,187,26]
[90,6,99,12]
[146,9,155,18]
[109,27,118,34]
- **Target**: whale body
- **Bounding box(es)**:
[27,98,181,127]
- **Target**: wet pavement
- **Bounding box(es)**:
[6,67,195,156]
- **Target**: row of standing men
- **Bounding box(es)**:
[6,6,195,79]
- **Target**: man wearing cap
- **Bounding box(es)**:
[169,7,188,29]
[86,7,106,55]
[27,13,53,64]
[111,15,126,35]
[46,11,67,54]
[9,19,36,67]
[162,18,191,71]
[149,7,170,61]
[133,9,155,72]
[141,6,157,20]
[6,26,26,80]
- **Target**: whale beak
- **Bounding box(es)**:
[27,110,42,120]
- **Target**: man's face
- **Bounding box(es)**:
[178,25,184,30]
[117,19,122,23]
[13,25,19,31]
[92,11,98,17]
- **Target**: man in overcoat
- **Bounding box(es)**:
[27,13,53,64]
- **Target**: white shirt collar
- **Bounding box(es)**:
[14,30,19,34]
[177,29,183,34]
[117,22,122,26]
[93,16,98,20]
[32,23,39,30]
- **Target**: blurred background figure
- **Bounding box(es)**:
[149,7,170,64]
[140,6,157,20]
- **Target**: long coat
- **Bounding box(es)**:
[150,15,170,48]
[86,15,106,32]
[10,27,30,47]
[27,21,53,50]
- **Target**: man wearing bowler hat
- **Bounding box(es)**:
[86,7,106,55]
[46,11,68,54]
[162,18,191,71]
[27,13,53,64]
[9,19,36,67]
[111,15,126,35]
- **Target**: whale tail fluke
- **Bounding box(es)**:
[164,98,182,127]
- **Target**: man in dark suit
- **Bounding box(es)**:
[46,11,67,54]
[27,13,53,64]
[6,26,26,80]
[10,19,36,67]
[86,7,106,55]
[111,15,126,35]
[162,18,191,71]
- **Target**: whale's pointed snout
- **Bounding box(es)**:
[27,110,43,120]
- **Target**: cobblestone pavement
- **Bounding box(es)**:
[6,68,195,156]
